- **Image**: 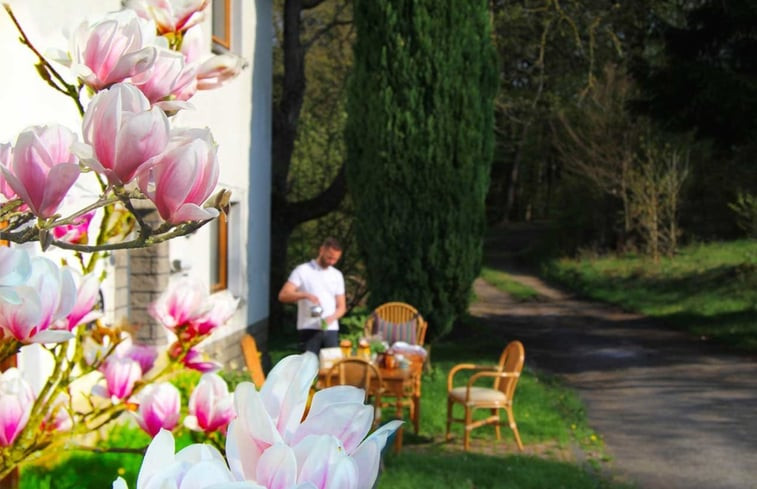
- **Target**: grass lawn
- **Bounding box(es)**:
[19,313,628,489]
[479,266,541,301]
[543,239,757,351]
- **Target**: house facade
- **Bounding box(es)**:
[0,0,272,379]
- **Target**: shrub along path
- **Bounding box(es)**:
[469,272,757,489]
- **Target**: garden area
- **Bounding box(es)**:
[17,314,628,489]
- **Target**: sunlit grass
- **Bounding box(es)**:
[20,316,622,489]
[544,239,757,350]
[480,266,541,301]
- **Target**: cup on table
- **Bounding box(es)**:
[339,339,352,357]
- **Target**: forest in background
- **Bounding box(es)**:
[269,0,757,339]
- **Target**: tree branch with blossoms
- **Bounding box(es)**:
[0,0,247,483]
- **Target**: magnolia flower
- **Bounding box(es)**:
[0,125,80,219]
[175,26,245,101]
[138,127,220,224]
[123,343,159,376]
[130,46,197,108]
[112,429,264,489]
[190,290,239,336]
[181,347,222,373]
[133,382,181,437]
[196,54,245,90]
[148,276,208,331]
[77,82,170,185]
[0,255,77,344]
[225,353,402,489]
[100,355,142,400]
[0,368,35,447]
[127,0,210,35]
[59,271,101,331]
[184,373,235,433]
[0,143,16,200]
[52,210,94,245]
[0,247,31,304]
[66,9,157,90]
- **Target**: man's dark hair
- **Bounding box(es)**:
[321,237,342,251]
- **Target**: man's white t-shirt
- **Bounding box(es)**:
[287,260,345,331]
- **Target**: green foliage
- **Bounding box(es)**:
[377,450,629,489]
[479,266,541,301]
[346,0,497,339]
[339,305,371,343]
[728,192,757,238]
[544,239,757,350]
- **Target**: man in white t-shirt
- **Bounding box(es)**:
[278,237,346,354]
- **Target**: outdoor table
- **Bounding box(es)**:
[317,355,424,452]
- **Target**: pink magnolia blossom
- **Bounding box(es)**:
[184,373,235,433]
[101,355,142,400]
[0,368,35,447]
[0,125,80,219]
[196,54,245,90]
[174,26,244,101]
[127,0,210,35]
[77,82,170,185]
[59,271,101,331]
[52,211,95,245]
[149,277,238,340]
[138,127,220,224]
[225,353,402,489]
[124,343,159,376]
[67,10,157,90]
[148,276,208,331]
[0,256,77,344]
[0,143,16,200]
[190,290,239,336]
[133,382,181,437]
[112,429,264,489]
[131,47,197,107]
[181,347,222,373]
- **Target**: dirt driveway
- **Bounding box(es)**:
[469,272,757,489]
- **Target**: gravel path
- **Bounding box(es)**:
[469,273,757,489]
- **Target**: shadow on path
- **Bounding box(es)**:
[470,270,757,489]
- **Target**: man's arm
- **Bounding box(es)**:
[278,281,319,305]
[325,294,346,325]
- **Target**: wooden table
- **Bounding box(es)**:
[317,357,423,452]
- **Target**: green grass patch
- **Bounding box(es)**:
[480,266,541,301]
[543,239,757,351]
[20,318,621,489]
[377,449,629,489]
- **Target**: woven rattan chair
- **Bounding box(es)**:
[445,340,525,451]
[363,302,427,346]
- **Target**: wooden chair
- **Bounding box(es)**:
[363,302,427,436]
[363,301,427,346]
[445,340,525,451]
[324,357,384,427]
[240,334,266,388]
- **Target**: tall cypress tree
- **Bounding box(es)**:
[345,0,497,339]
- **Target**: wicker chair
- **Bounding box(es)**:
[445,340,525,451]
[363,302,427,346]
